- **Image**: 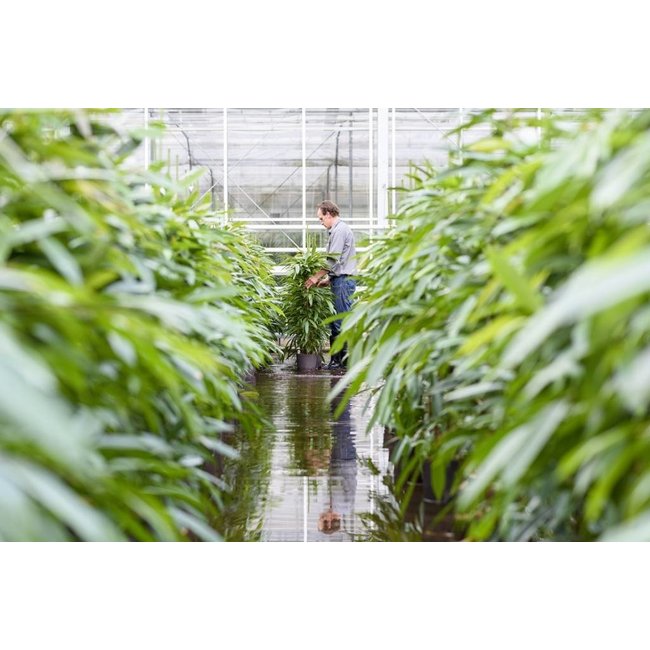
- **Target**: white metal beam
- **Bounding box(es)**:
[143,108,149,169]
[458,107,464,164]
[368,108,373,237]
[376,108,389,231]
[303,476,308,542]
[391,107,396,215]
[223,108,228,216]
[302,108,307,249]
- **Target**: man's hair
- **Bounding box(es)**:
[317,200,340,217]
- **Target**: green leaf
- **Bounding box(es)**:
[584,445,638,521]
[444,382,502,402]
[365,336,401,386]
[198,436,240,460]
[613,346,650,414]
[486,246,542,314]
[169,507,222,542]
[107,332,137,366]
[99,434,175,456]
[459,401,569,508]
[592,131,650,210]
[178,167,207,189]
[0,458,123,541]
[8,217,69,247]
[460,315,525,355]
[504,248,650,367]
[601,511,650,541]
[0,359,98,469]
[38,237,84,285]
[467,137,513,153]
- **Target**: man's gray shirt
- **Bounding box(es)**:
[326,219,357,276]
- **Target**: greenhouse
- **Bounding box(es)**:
[3,106,650,544]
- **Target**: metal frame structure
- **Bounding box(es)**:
[118,108,535,257]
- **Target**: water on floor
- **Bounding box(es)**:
[222,365,392,542]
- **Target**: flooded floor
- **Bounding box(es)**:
[233,365,392,542]
[218,363,461,541]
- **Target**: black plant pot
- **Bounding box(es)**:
[296,352,320,373]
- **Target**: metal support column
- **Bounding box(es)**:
[376,108,389,231]
[223,108,228,218]
[302,108,307,250]
[303,476,308,542]
[143,108,149,169]
[348,112,353,220]
[391,107,396,215]
[458,107,464,164]
[368,108,373,237]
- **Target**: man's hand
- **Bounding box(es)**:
[304,271,327,289]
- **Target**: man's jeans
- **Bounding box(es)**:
[330,275,356,363]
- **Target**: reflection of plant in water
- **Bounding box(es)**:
[359,469,462,542]
[359,496,424,542]
[303,445,331,473]
[286,378,333,475]
[214,376,277,541]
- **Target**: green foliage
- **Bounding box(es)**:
[211,382,276,542]
[285,378,333,474]
[215,221,284,354]
[336,108,650,540]
[0,109,277,540]
[280,249,336,357]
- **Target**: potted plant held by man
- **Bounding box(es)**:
[281,250,336,372]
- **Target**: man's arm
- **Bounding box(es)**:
[304,268,329,289]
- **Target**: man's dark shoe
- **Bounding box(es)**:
[326,359,342,370]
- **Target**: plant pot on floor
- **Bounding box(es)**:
[296,352,320,372]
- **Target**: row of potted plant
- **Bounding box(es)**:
[333,108,650,540]
[0,110,278,540]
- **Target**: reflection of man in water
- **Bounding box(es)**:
[318,378,357,537]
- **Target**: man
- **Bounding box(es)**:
[304,200,357,369]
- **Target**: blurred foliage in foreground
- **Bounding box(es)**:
[335,109,650,541]
[0,110,281,540]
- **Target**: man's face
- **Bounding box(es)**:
[318,509,342,533]
[318,209,335,229]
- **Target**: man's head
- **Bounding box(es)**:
[317,200,340,229]
[318,508,342,534]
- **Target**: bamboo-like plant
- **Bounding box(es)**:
[335,108,650,541]
[281,249,336,358]
[0,110,276,540]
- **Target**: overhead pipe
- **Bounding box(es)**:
[177,127,193,170]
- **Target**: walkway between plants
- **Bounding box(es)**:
[247,365,391,541]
